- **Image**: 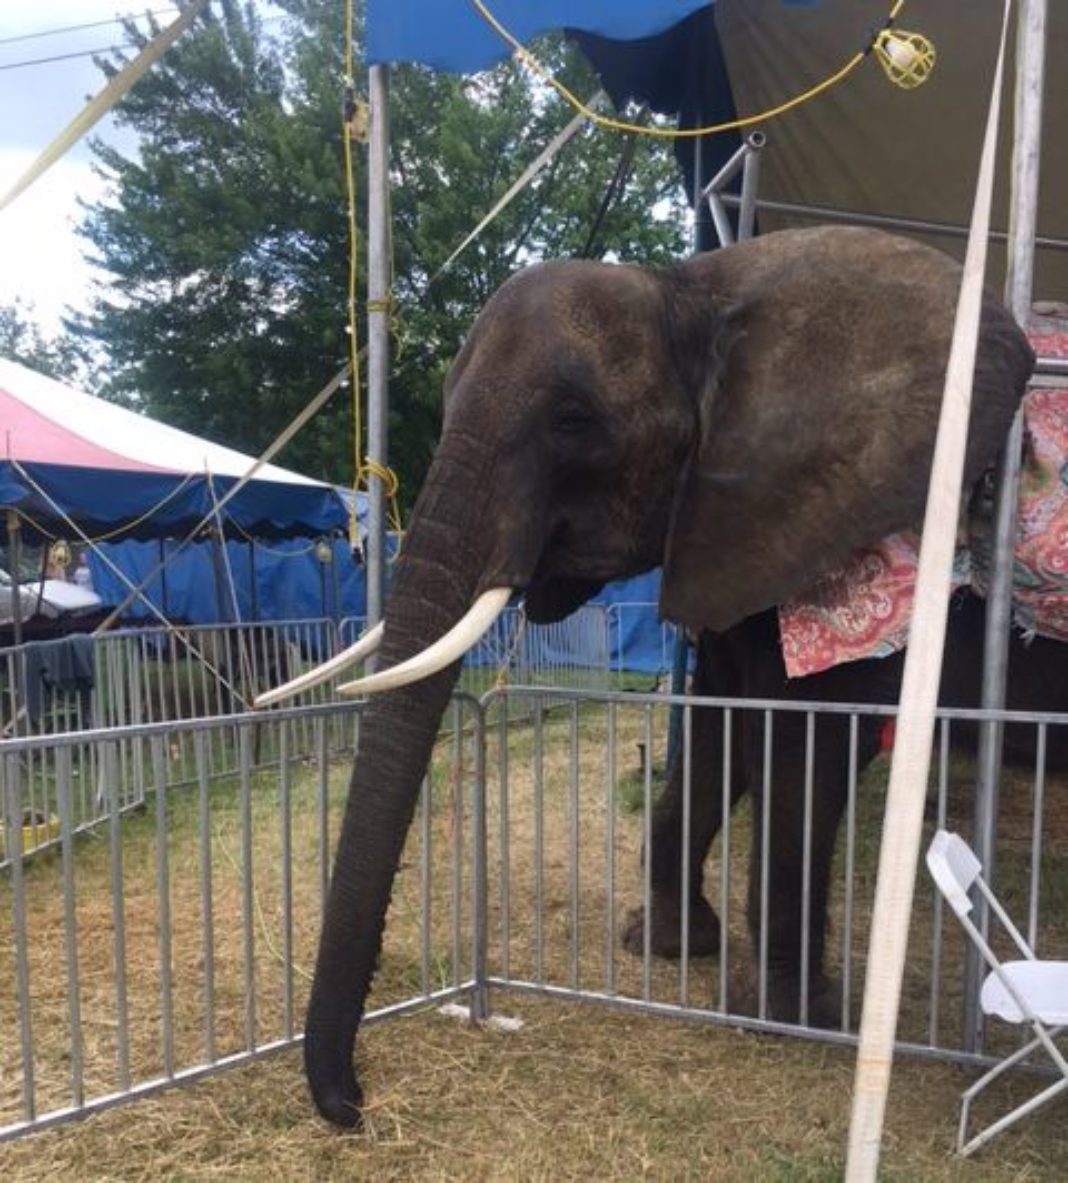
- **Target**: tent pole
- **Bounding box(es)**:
[159,539,169,620]
[965,0,1047,1053]
[366,64,390,632]
[248,540,258,622]
[6,510,23,649]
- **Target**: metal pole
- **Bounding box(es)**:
[736,132,765,242]
[964,0,1047,1052]
[366,65,391,631]
[6,511,22,649]
[667,127,707,762]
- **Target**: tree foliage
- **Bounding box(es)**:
[0,299,84,381]
[74,1,687,508]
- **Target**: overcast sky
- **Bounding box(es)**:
[0,3,178,332]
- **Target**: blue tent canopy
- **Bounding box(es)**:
[366,1,719,73]
[0,358,349,544]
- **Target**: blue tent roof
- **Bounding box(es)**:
[0,358,349,543]
[366,1,720,72]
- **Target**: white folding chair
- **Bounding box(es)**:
[925,829,1068,1156]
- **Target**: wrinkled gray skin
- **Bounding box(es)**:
[304,226,1033,1127]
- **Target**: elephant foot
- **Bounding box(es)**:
[765,970,842,1029]
[621,892,722,960]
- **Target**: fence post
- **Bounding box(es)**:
[469,696,490,1021]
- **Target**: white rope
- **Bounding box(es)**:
[844,1,1016,1177]
[11,458,249,707]
[95,361,353,631]
[430,91,605,283]
[0,0,209,213]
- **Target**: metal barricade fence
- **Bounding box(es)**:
[344,604,615,694]
[1,698,482,1142]
[6,682,1064,1142]
[0,621,348,864]
[602,601,679,681]
[477,687,1068,1065]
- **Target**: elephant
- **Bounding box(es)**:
[620,591,1068,1026]
[281,225,1033,1127]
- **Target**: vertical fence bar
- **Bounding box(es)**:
[54,747,85,1109]
[930,718,951,1046]
[5,757,36,1121]
[568,701,580,990]
[757,710,773,1019]
[1028,723,1047,949]
[718,707,733,1013]
[196,731,216,1062]
[497,694,511,981]
[533,699,545,984]
[106,742,131,1091]
[471,699,489,1021]
[451,699,464,988]
[641,704,653,1002]
[239,727,256,1051]
[316,718,330,919]
[842,715,859,1033]
[800,712,815,1026]
[152,735,175,1078]
[279,724,294,1041]
[420,769,432,996]
[604,701,617,995]
[679,705,693,1007]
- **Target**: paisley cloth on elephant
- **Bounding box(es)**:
[779,321,1068,678]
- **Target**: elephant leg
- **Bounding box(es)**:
[746,708,882,1026]
[623,632,747,960]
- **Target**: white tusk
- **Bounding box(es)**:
[338,587,512,697]
[252,622,385,708]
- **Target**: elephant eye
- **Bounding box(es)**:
[551,399,596,437]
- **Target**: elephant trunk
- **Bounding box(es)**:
[303,440,498,1126]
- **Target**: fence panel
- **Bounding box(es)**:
[7,676,1064,1143]
[480,686,1068,1066]
[0,699,478,1143]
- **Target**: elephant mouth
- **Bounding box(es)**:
[523,574,604,624]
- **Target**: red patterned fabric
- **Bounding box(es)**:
[779,320,1068,678]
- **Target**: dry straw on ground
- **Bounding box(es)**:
[2,701,1067,1179]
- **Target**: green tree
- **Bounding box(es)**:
[0,299,85,381]
[74,2,687,509]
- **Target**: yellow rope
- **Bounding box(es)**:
[9,468,201,543]
[468,0,908,139]
[219,514,323,557]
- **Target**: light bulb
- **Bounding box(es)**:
[874,28,936,90]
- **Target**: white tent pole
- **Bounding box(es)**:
[366,64,391,631]
[844,1,1015,1177]
[967,0,1048,1050]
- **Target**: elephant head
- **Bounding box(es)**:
[288,226,1032,1126]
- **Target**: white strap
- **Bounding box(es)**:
[1,1,209,213]
[845,1,1017,1178]
[431,91,605,282]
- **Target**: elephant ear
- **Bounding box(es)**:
[659,231,1031,635]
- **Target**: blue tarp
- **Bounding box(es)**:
[593,570,678,675]
[3,462,349,544]
[366,1,715,73]
[89,538,371,626]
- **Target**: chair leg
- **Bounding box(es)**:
[961,1074,1068,1158]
